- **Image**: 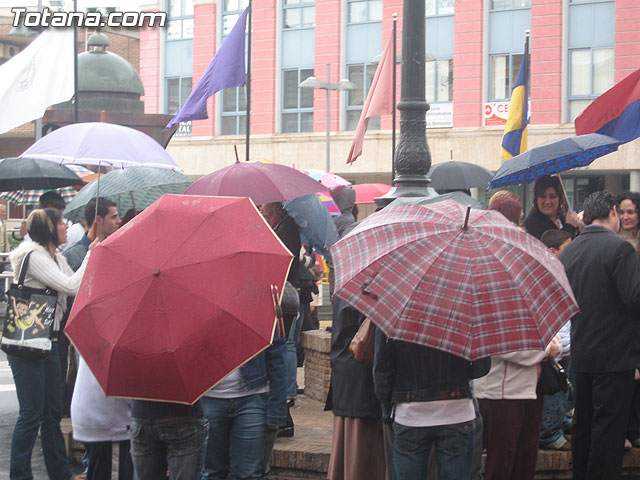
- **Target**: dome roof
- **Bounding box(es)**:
[77,33,144,96]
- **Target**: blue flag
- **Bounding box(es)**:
[166,8,248,129]
[501,34,529,161]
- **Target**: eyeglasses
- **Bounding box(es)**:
[620,209,638,216]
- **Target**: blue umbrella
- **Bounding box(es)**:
[488,133,621,190]
[283,193,339,257]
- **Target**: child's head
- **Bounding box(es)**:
[540,229,572,257]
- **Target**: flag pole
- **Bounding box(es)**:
[73,0,78,124]
[244,0,252,162]
[391,13,397,181]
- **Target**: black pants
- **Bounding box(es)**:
[85,440,134,480]
[572,370,635,480]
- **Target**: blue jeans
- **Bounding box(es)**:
[129,416,208,480]
[540,390,568,447]
[201,394,267,480]
[393,420,475,480]
[8,342,72,480]
[286,309,302,400]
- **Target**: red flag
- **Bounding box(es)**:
[574,67,640,145]
[346,34,395,164]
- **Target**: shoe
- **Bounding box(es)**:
[277,405,294,438]
[559,438,572,451]
[541,436,571,451]
[625,438,632,450]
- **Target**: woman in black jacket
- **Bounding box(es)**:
[524,175,579,240]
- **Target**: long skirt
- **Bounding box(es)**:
[327,415,387,480]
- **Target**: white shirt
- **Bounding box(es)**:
[394,399,475,428]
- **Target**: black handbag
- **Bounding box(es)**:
[537,358,570,396]
[1,252,58,359]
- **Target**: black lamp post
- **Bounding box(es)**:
[375,0,438,207]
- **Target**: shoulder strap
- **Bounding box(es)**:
[17,251,33,286]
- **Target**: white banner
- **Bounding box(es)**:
[426,103,453,128]
[0,28,74,135]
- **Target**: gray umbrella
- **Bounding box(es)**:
[63,167,193,223]
[428,161,493,191]
[389,191,482,209]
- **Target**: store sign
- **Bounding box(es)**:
[484,102,531,127]
[174,121,192,137]
[426,103,453,128]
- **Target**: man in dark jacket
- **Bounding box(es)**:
[560,190,640,480]
[374,332,490,480]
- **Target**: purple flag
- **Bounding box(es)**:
[166,8,248,129]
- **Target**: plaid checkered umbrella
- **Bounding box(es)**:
[331,200,580,360]
[488,133,621,189]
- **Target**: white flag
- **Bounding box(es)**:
[0,28,74,135]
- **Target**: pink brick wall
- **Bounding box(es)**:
[615,0,640,82]
[139,14,161,115]
[453,0,483,127]
[251,0,277,135]
[191,2,217,137]
[530,0,562,124]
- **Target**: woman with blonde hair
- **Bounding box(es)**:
[7,208,95,480]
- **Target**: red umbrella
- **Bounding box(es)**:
[65,194,293,404]
[331,200,579,361]
[184,161,326,205]
[353,183,392,204]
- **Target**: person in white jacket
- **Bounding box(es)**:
[474,339,561,480]
[6,208,94,480]
[68,197,133,480]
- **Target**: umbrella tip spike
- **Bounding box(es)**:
[463,206,471,230]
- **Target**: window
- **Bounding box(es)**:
[346,64,380,131]
[490,0,530,10]
[568,47,613,122]
[282,69,314,133]
[283,0,314,29]
[347,0,382,23]
[425,59,452,103]
[489,53,523,101]
[164,0,193,130]
[165,77,193,115]
[426,0,454,16]
[166,0,193,40]
[220,0,249,135]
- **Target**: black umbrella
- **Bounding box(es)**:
[0,157,83,191]
[428,161,493,190]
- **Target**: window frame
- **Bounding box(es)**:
[282,0,315,30]
[567,46,614,123]
[425,58,453,104]
[425,0,454,17]
[488,52,524,101]
[345,62,381,131]
[281,68,315,134]
[346,0,383,24]
[165,0,194,40]
[489,0,531,11]
[219,0,249,136]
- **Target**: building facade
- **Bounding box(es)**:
[140,0,640,209]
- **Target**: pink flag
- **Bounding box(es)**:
[346,34,395,164]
